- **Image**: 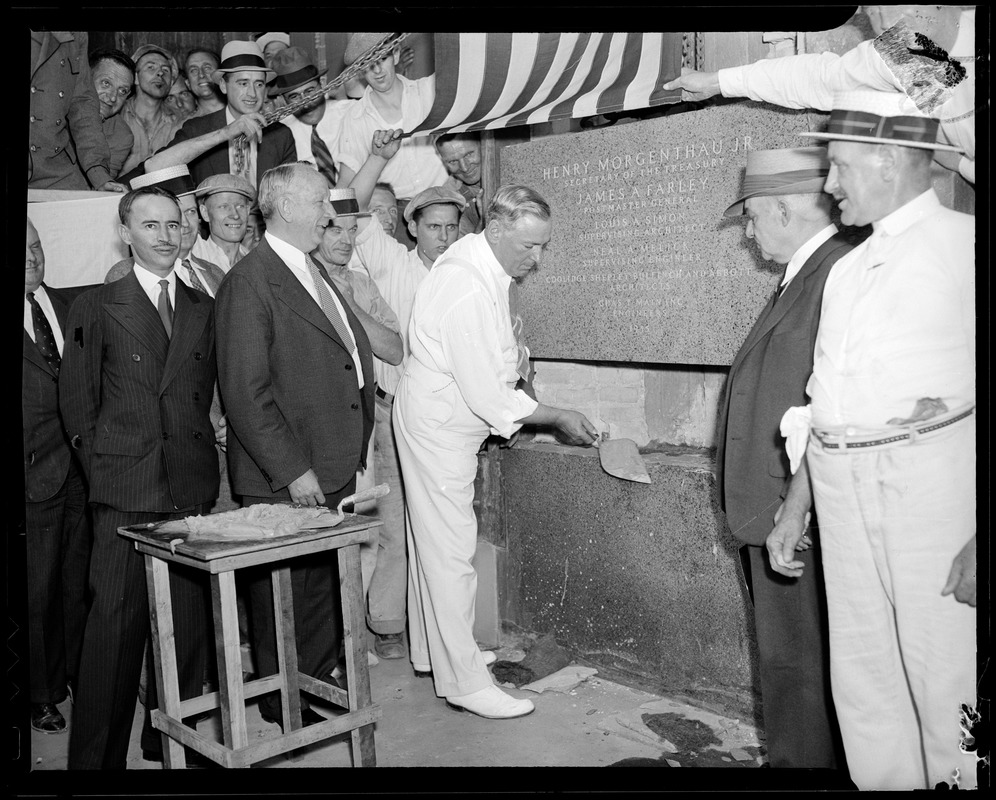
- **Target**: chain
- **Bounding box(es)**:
[233,32,411,175]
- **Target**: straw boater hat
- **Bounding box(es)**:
[212,40,275,85]
[723,147,830,217]
[343,33,392,66]
[799,89,964,152]
[267,46,327,98]
[129,164,197,197]
[328,187,371,218]
[403,185,468,224]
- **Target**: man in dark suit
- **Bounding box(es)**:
[60,186,220,769]
[164,40,296,189]
[23,218,91,735]
[715,147,862,772]
[215,163,375,728]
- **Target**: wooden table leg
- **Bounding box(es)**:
[338,543,377,766]
[272,564,302,731]
[145,555,186,769]
[211,570,248,755]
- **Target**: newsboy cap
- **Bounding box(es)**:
[194,173,257,202]
[403,186,468,224]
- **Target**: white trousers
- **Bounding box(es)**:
[393,371,495,698]
[808,418,977,790]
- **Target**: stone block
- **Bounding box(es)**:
[502,102,828,365]
[502,443,757,701]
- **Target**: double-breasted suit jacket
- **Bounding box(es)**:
[60,271,219,769]
[715,230,857,770]
[164,109,297,188]
[215,237,374,500]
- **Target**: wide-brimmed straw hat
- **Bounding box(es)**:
[799,90,963,152]
[212,40,275,85]
[129,164,196,197]
[267,46,327,98]
[723,147,829,217]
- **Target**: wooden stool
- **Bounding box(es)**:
[120,515,383,768]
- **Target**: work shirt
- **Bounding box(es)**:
[23,285,65,353]
[191,234,247,273]
[120,95,185,176]
[333,75,448,199]
[807,189,974,429]
[718,10,976,183]
[405,230,537,439]
[264,231,364,388]
[353,219,431,394]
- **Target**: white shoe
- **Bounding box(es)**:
[446,685,534,719]
[412,649,496,674]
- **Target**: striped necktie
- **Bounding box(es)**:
[311,125,338,186]
[306,255,354,354]
[182,258,208,294]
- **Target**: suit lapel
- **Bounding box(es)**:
[161,282,210,392]
[103,270,170,362]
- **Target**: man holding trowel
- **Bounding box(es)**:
[394,184,599,720]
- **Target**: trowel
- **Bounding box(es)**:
[597,433,651,484]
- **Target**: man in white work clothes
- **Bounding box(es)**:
[768,90,976,791]
[393,184,599,719]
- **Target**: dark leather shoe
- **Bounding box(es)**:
[260,706,326,730]
[31,703,66,734]
[373,632,406,659]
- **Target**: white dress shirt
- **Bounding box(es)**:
[132,261,177,310]
[24,284,65,353]
[353,220,431,394]
[332,75,448,199]
[781,224,837,290]
[405,230,538,439]
[807,190,974,429]
[264,231,364,388]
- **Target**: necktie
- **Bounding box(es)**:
[157,279,173,338]
[27,292,61,374]
[183,258,208,294]
[507,280,530,382]
[306,255,354,354]
[311,126,337,186]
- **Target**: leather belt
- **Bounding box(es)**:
[375,386,394,403]
[811,406,975,451]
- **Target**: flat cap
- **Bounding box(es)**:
[194,173,257,202]
[403,185,468,223]
[344,33,391,67]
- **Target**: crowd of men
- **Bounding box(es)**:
[24,11,976,788]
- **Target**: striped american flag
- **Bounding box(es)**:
[411,32,684,135]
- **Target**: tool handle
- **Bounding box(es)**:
[338,483,390,509]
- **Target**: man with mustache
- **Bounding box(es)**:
[119,44,185,176]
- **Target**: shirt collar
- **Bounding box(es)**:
[468,230,512,288]
[265,230,307,271]
[782,224,838,287]
[133,261,175,293]
[873,189,940,240]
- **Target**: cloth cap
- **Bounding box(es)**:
[799,90,963,152]
[267,46,328,97]
[194,173,257,202]
[723,147,829,217]
[328,187,371,218]
[129,164,196,197]
[212,40,275,85]
[131,44,178,82]
[403,185,468,223]
[253,32,291,53]
[344,33,392,66]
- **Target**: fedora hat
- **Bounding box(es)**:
[344,33,393,67]
[253,32,291,54]
[212,40,275,85]
[328,187,371,218]
[129,164,196,197]
[800,90,963,152]
[267,46,328,97]
[723,147,829,217]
